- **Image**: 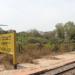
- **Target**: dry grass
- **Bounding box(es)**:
[17,46,52,63]
[0,43,75,69]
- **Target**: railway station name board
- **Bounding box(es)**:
[0,33,15,54]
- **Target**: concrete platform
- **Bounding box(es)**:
[0,51,75,75]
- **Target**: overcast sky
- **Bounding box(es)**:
[0,0,75,32]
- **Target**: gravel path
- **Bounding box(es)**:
[61,68,75,75]
[42,68,75,75]
[38,61,75,75]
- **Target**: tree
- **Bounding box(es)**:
[28,29,41,37]
[64,21,75,42]
[55,23,64,43]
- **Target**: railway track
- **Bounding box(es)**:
[31,61,75,75]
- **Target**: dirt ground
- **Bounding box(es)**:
[0,51,75,75]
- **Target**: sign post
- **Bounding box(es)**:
[0,31,17,69]
[13,32,17,69]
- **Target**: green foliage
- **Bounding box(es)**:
[16,21,75,55]
[56,23,64,39]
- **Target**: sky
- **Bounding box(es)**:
[0,0,75,32]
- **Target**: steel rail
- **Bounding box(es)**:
[30,61,75,75]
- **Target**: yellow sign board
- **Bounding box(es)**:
[0,33,15,54]
[0,32,17,65]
